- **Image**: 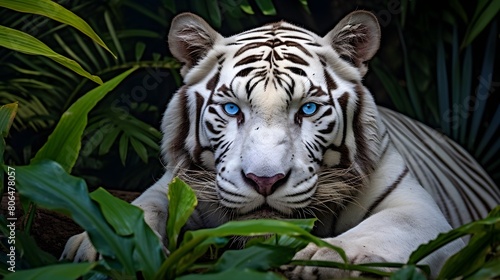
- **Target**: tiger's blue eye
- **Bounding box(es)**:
[223,103,240,116]
[300,102,318,116]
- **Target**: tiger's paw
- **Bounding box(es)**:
[284,238,391,280]
[60,232,98,262]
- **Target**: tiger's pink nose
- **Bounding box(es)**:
[245,173,285,196]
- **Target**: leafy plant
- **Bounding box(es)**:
[372,0,500,182]
[0,0,177,190]
[4,157,500,279]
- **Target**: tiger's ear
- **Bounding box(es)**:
[168,13,222,76]
[325,11,381,76]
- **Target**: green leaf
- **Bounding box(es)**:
[0,103,17,138]
[0,25,102,84]
[12,160,165,278]
[166,177,198,252]
[255,0,277,15]
[90,188,143,236]
[158,218,344,279]
[4,262,96,280]
[98,126,120,155]
[0,0,115,58]
[32,67,137,173]
[212,244,297,272]
[466,258,500,280]
[119,134,129,165]
[240,0,255,14]
[206,0,222,28]
[90,188,165,279]
[104,10,125,62]
[390,265,427,280]
[135,42,146,61]
[438,229,492,278]
[130,137,149,162]
[12,160,136,274]
[462,0,500,47]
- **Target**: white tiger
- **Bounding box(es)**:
[62,11,468,278]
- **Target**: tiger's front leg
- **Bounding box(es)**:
[286,186,464,279]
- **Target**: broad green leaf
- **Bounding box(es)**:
[32,67,137,173]
[390,265,427,280]
[212,244,296,272]
[90,188,165,279]
[466,258,500,280]
[4,262,96,280]
[166,177,198,252]
[0,0,115,58]
[178,269,283,280]
[438,230,492,278]
[0,103,17,137]
[90,188,143,236]
[12,160,136,275]
[255,0,276,15]
[0,25,102,84]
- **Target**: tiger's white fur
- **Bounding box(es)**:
[63,11,464,278]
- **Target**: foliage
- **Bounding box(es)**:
[2,157,499,279]
[0,0,177,190]
[371,0,500,182]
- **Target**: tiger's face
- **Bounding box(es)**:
[163,11,381,226]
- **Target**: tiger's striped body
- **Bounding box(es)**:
[63,11,498,278]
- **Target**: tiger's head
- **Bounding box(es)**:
[162,11,382,230]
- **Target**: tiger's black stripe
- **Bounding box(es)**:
[363,167,409,220]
